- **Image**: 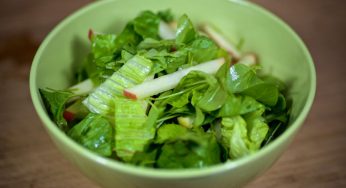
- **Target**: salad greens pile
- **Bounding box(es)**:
[40,10,290,169]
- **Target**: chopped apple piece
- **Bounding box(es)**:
[69,79,95,95]
[63,111,75,122]
[238,53,258,66]
[88,29,94,41]
[124,58,225,99]
[159,21,176,39]
[200,24,241,60]
[169,21,177,31]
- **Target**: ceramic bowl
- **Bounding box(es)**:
[30,0,316,187]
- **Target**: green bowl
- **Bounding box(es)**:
[30,0,316,187]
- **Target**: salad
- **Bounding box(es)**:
[40,10,290,169]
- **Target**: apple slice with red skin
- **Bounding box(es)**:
[63,111,75,122]
[124,58,225,100]
[88,29,94,41]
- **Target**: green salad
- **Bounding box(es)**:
[40,10,290,169]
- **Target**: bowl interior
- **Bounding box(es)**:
[30,0,315,179]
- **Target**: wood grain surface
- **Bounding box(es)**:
[0,0,345,187]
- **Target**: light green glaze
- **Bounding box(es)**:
[29,0,316,187]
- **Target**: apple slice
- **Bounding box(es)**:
[237,53,258,66]
[159,21,176,39]
[69,79,95,95]
[169,21,177,31]
[63,111,75,122]
[200,24,241,60]
[88,29,94,41]
[124,58,225,100]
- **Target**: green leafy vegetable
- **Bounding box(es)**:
[157,9,174,23]
[217,95,265,117]
[134,11,161,39]
[130,143,159,167]
[68,113,113,156]
[91,34,117,59]
[164,71,212,107]
[192,83,227,112]
[221,116,248,159]
[157,105,194,126]
[228,64,279,106]
[243,109,269,149]
[220,113,268,159]
[156,124,189,143]
[156,124,221,169]
[39,89,74,131]
[83,55,153,115]
[193,107,205,126]
[114,98,155,162]
[187,36,219,63]
[84,24,142,84]
[176,14,197,44]
[113,23,142,54]
[260,75,286,91]
[242,83,279,107]
[165,70,227,112]
[137,38,177,51]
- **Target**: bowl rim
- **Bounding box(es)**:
[30,0,316,179]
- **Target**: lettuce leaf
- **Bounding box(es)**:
[165,70,227,112]
[176,14,197,44]
[156,124,189,143]
[137,38,177,51]
[139,34,222,75]
[83,55,153,115]
[242,83,279,107]
[228,64,279,106]
[221,113,268,159]
[84,23,142,85]
[157,9,174,23]
[91,34,117,59]
[68,113,113,156]
[39,89,74,131]
[243,109,269,150]
[130,143,159,167]
[192,83,227,112]
[156,124,221,169]
[217,95,265,117]
[133,11,161,39]
[187,36,219,63]
[221,116,249,159]
[157,105,194,126]
[82,10,174,84]
[114,98,155,162]
[144,48,189,74]
[113,23,142,54]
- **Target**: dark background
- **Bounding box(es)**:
[0,0,345,187]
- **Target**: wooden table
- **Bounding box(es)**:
[1,0,345,187]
